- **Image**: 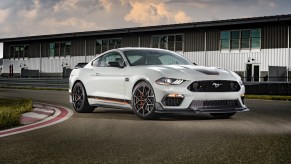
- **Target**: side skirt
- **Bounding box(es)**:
[87,96,132,110]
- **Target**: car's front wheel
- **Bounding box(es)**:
[210,112,235,118]
[72,82,95,113]
[132,81,159,120]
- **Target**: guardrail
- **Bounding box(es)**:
[244,82,291,95]
[1,78,291,95]
[0,78,69,89]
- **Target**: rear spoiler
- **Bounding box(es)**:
[74,63,88,69]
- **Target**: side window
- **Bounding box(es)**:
[99,52,124,67]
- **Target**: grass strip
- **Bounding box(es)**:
[245,95,291,101]
[0,98,33,130]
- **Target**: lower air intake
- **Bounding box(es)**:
[162,97,184,106]
[190,100,241,109]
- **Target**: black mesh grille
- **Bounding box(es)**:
[188,80,241,92]
[162,97,184,106]
[190,100,241,109]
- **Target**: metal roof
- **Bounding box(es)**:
[0,14,291,43]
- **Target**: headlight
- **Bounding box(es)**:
[230,71,243,86]
[155,77,186,85]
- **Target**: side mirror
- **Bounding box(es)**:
[108,61,125,68]
[193,62,197,65]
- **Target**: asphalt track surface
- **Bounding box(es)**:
[0,88,290,163]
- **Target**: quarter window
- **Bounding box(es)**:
[151,34,183,51]
[91,57,100,67]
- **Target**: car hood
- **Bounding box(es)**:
[138,65,238,81]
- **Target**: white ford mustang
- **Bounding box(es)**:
[69,48,249,119]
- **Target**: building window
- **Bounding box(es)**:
[220,31,230,49]
[241,30,251,49]
[49,41,71,58]
[251,29,261,49]
[231,31,240,49]
[9,44,29,60]
[150,34,183,51]
[220,28,261,51]
[95,38,122,54]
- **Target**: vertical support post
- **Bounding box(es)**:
[84,39,87,62]
[268,65,270,82]
[39,43,41,78]
[138,37,141,47]
[288,26,290,82]
[204,31,207,66]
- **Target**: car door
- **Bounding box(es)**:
[89,51,126,101]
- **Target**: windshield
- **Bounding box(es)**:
[123,49,193,66]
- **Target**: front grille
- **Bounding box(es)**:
[188,80,241,92]
[190,100,241,109]
[162,97,184,106]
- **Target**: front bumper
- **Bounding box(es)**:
[153,83,249,113]
[155,102,249,114]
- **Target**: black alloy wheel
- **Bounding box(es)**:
[72,82,95,113]
[132,81,159,120]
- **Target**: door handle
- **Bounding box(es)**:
[90,73,100,76]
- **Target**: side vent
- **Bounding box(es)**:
[74,63,88,69]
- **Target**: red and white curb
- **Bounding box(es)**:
[20,105,55,125]
[0,103,73,138]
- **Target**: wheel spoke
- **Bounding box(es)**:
[133,84,155,116]
[144,90,150,98]
[137,88,143,95]
[142,85,145,95]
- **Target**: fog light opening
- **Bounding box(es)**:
[162,94,184,106]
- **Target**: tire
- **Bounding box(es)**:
[132,81,159,120]
[72,82,95,113]
[210,112,236,118]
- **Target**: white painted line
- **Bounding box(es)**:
[33,108,54,114]
[21,112,48,120]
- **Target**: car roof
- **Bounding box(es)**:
[117,47,167,52]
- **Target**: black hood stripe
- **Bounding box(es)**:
[195,69,219,75]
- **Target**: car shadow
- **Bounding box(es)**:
[159,113,214,121]
[91,108,230,121]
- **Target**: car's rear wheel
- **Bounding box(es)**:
[72,82,95,113]
[210,112,235,118]
[132,81,159,120]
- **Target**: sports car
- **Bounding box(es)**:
[69,48,249,119]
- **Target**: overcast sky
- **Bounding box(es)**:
[0,0,291,58]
